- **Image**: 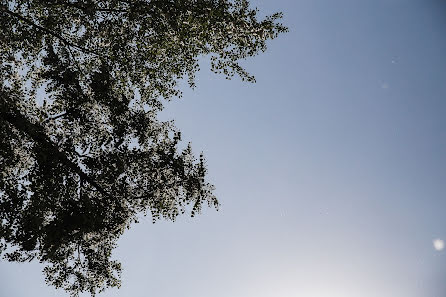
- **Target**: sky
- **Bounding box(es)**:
[1,0,446,296]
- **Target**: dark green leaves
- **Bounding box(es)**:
[0,0,286,295]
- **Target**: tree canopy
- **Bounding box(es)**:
[0,0,286,295]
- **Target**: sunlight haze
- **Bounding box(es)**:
[1,0,446,296]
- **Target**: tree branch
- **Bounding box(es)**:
[42,112,67,123]
[0,103,113,200]
[0,6,98,56]
[56,1,128,13]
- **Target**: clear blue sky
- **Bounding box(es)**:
[2,0,446,296]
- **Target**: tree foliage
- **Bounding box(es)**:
[0,0,286,295]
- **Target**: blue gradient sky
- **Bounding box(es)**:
[2,0,446,296]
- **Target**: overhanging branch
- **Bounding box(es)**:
[0,102,113,200]
[53,1,128,13]
[0,6,98,56]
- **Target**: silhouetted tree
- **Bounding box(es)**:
[0,0,286,295]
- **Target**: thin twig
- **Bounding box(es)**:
[1,6,99,56]
[42,112,67,123]
[59,2,128,13]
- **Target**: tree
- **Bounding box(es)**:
[0,0,286,295]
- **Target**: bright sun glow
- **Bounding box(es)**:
[433,239,444,251]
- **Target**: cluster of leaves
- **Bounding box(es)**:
[0,0,286,295]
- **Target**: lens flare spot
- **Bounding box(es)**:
[433,239,444,251]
